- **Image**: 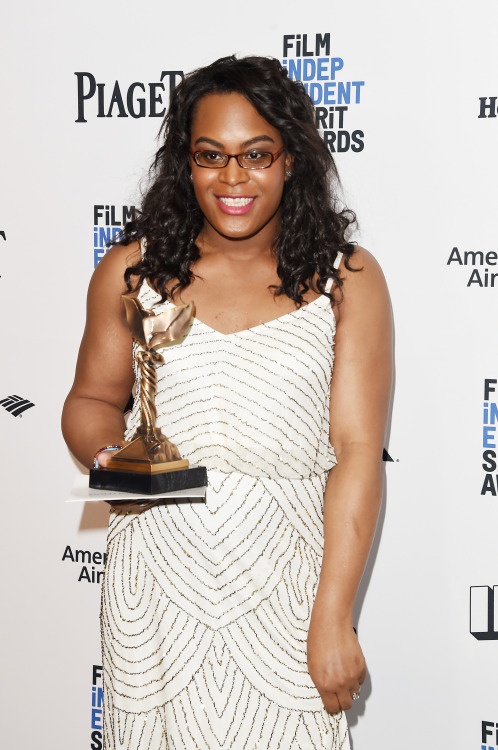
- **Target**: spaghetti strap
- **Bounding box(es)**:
[324,251,343,293]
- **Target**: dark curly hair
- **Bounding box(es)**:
[117,55,356,304]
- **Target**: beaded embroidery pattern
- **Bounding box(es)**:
[101,255,351,749]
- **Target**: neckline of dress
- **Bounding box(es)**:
[146,290,334,338]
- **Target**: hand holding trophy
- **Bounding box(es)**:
[89,296,207,499]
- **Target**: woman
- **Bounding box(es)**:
[63,55,392,749]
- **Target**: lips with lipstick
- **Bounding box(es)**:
[216,195,256,215]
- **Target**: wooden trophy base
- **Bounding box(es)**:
[89,437,207,497]
[89,465,208,496]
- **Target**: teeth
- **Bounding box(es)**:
[219,197,254,206]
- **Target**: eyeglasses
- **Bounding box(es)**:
[191,146,285,170]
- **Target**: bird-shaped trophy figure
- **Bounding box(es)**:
[89,297,207,497]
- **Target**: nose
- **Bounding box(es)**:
[219,156,250,186]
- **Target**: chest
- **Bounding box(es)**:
[173,275,321,336]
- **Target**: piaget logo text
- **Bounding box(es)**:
[75,70,184,123]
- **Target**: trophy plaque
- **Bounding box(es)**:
[89,296,207,497]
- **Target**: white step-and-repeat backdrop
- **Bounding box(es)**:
[2,1,497,748]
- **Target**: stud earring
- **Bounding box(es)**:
[285,171,292,177]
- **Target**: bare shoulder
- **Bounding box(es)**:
[342,245,387,288]
[89,241,142,295]
[335,245,390,324]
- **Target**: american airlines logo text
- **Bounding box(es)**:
[470,585,498,640]
[62,545,107,584]
[447,247,498,288]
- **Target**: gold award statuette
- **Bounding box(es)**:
[89,297,207,499]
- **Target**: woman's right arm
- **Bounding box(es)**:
[61,242,142,468]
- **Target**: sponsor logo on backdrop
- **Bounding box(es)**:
[282,33,365,153]
[470,585,498,640]
[482,379,498,496]
[447,247,498,287]
[478,97,498,119]
[62,545,106,583]
[0,394,35,417]
[91,665,103,750]
[75,71,184,123]
[93,204,136,267]
[481,720,498,750]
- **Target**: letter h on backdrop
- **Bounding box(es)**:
[478,97,498,118]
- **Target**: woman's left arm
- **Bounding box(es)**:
[307,246,393,714]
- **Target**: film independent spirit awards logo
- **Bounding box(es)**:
[281,32,365,154]
[481,720,498,750]
[90,666,103,750]
[480,379,498,496]
[93,204,136,267]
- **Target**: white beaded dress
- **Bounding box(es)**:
[101,253,350,749]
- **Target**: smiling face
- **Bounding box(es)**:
[190,92,292,244]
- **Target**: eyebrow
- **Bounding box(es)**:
[193,135,276,148]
